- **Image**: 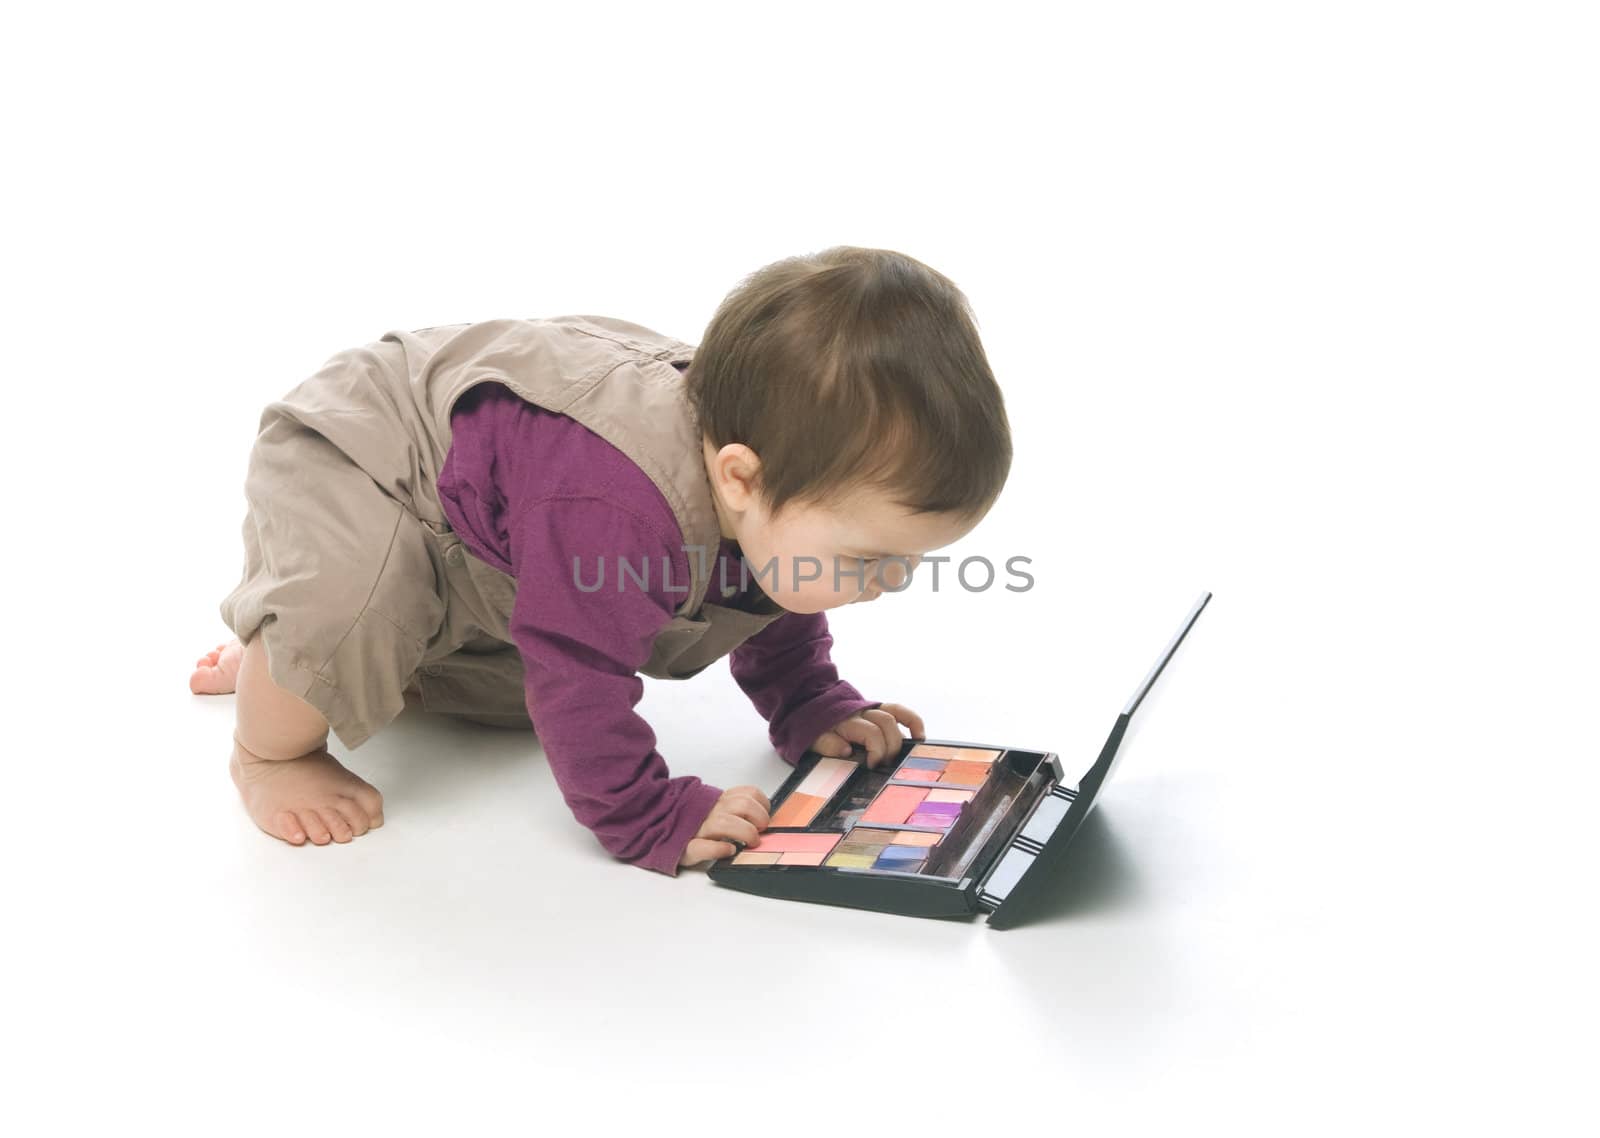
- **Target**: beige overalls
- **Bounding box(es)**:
[219,315,789,750]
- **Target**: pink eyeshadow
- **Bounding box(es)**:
[860,785,928,825]
[748,832,841,854]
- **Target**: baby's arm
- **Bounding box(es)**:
[508,496,731,875]
[728,611,885,764]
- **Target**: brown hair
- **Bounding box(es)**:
[684,245,1011,523]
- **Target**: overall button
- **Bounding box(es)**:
[445,544,465,566]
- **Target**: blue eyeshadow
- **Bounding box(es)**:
[900,758,944,771]
[876,845,924,860]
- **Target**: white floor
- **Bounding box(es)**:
[9,5,1596,1134]
[19,571,1594,1131]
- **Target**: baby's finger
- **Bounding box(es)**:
[877,701,926,740]
[833,716,887,767]
[721,790,771,830]
[702,812,762,849]
[726,783,772,813]
[811,731,854,758]
[682,837,738,866]
[861,708,904,761]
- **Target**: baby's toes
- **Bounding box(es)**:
[295,810,334,845]
[274,810,308,844]
[190,664,224,695]
[331,797,371,837]
[350,786,384,819]
[318,807,355,843]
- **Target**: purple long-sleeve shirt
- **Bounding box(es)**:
[435,382,877,875]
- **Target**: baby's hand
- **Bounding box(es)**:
[810,703,926,769]
[680,785,772,868]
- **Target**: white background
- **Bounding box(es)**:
[5,2,1596,1133]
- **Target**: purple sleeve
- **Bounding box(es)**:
[507,496,724,876]
[728,610,881,766]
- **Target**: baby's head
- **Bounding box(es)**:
[687,246,1011,615]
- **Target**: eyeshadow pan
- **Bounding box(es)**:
[860,785,929,825]
[836,840,887,858]
[900,757,946,771]
[939,761,992,785]
[924,788,975,803]
[891,830,942,847]
[875,844,924,860]
[906,812,957,828]
[768,757,857,827]
[796,756,856,797]
[844,828,900,843]
[825,851,877,869]
[892,768,940,782]
[768,792,825,828]
[748,832,842,854]
[732,851,782,865]
[908,745,1002,763]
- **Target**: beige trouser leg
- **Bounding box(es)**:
[234,634,332,761]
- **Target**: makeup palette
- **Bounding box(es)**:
[708,592,1212,928]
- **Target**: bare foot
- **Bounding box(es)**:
[192,638,244,695]
[229,737,385,845]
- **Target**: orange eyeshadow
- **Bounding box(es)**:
[769,792,826,828]
[890,830,941,847]
[732,851,782,865]
[940,761,992,785]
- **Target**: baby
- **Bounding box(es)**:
[191,246,1012,874]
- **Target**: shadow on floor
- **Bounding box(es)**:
[1006,810,1146,925]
